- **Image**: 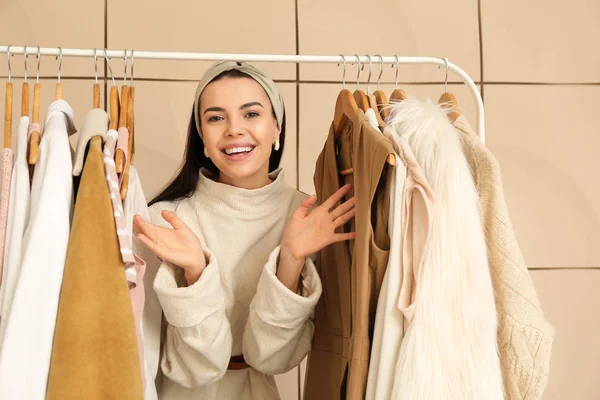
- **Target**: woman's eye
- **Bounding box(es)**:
[208,115,224,122]
[245,111,260,118]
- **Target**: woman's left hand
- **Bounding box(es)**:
[281,184,357,266]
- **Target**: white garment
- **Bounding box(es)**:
[387,98,503,399]
[149,168,321,400]
[124,166,160,400]
[364,108,380,130]
[0,116,30,343]
[0,100,76,400]
[366,134,407,400]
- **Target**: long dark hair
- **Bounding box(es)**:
[149,69,286,206]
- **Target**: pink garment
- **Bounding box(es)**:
[116,127,129,186]
[103,128,146,390]
[130,254,146,391]
[0,148,14,288]
[28,123,41,140]
[103,129,136,283]
[383,127,435,330]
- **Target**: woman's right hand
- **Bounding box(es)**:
[134,210,206,284]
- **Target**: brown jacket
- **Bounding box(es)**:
[305,110,394,400]
[46,136,142,399]
[454,115,554,399]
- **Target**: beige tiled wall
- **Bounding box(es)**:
[2,0,598,399]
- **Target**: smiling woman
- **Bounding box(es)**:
[200,77,281,189]
[135,62,356,400]
[149,67,287,202]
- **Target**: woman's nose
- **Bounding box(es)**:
[225,119,246,137]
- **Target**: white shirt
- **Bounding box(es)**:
[124,166,160,400]
[366,128,407,400]
[0,116,30,343]
[0,100,76,399]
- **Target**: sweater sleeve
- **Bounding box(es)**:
[242,245,322,375]
[153,247,233,389]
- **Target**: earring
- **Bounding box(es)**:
[273,139,280,151]
[204,148,209,158]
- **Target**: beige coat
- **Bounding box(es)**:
[455,115,554,399]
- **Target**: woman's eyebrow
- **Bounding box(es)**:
[240,102,264,110]
[203,106,226,115]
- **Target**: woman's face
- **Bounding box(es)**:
[199,76,280,189]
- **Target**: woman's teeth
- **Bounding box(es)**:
[225,146,254,155]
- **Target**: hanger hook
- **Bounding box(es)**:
[6,45,11,83]
[354,54,362,90]
[123,49,128,86]
[56,46,62,83]
[23,45,28,82]
[130,49,134,87]
[443,57,449,93]
[104,49,116,87]
[93,48,98,84]
[394,55,400,89]
[338,54,347,89]
[365,54,373,94]
[375,54,384,91]
[36,46,41,83]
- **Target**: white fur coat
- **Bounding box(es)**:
[387,99,504,399]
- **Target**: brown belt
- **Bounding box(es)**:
[228,355,250,370]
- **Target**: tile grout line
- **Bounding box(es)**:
[477,0,484,102]
[294,0,302,398]
[295,0,301,193]
[104,0,108,111]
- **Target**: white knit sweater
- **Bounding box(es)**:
[148,168,321,400]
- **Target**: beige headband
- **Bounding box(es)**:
[193,61,284,138]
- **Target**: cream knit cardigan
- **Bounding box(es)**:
[148,168,321,400]
[454,115,554,399]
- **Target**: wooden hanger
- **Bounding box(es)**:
[29,47,42,164]
[93,49,101,109]
[374,89,389,118]
[3,47,13,150]
[373,55,390,119]
[335,56,395,175]
[390,88,407,102]
[437,58,461,122]
[120,50,135,200]
[438,92,460,122]
[333,56,358,176]
[93,84,101,109]
[115,85,129,174]
[353,90,369,111]
[55,47,63,100]
[351,54,369,112]
[364,55,395,166]
[333,56,357,136]
[119,86,134,200]
[109,85,120,131]
[21,80,29,120]
[333,88,357,136]
[115,50,131,174]
[389,55,408,103]
[368,94,387,128]
[367,92,396,167]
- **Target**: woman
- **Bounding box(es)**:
[134,61,356,399]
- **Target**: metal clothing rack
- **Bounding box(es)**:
[0,46,485,142]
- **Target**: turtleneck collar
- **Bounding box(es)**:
[193,168,288,219]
